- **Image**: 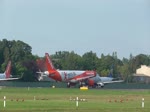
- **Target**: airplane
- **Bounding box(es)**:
[37,53,124,88]
[0,61,20,81]
[37,53,97,87]
[84,74,124,88]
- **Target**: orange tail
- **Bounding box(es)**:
[45,53,55,71]
[5,61,11,78]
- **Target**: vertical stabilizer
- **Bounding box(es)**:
[5,61,11,78]
[45,53,55,71]
[107,73,113,78]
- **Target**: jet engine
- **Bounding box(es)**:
[88,79,95,87]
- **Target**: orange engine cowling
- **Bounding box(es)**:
[88,79,94,86]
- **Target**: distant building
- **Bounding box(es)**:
[133,65,150,84]
[136,65,150,76]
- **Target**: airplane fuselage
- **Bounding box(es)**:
[38,53,123,88]
[48,70,96,83]
[0,74,6,79]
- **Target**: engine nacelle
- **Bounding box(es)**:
[97,82,104,88]
[88,79,95,86]
[44,71,49,75]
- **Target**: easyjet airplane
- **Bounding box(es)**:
[38,53,124,88]
[0,61,20,81]
[37,53,97,87]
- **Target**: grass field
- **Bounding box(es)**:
[0,87,149,112]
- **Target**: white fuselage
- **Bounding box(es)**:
[90,74,114,83]
[0,73,6,79]
[58,70,86,82]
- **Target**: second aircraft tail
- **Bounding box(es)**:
[4,61,11,78]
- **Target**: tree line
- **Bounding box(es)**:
[0,39,150,82]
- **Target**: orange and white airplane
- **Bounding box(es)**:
[0,61,20,81]
[38,53,124,88]
[37,53,97,87]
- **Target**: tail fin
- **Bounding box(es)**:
[107,73,113,78]
[5,61,11,78]
[45,53,55,71]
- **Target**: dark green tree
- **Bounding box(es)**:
[82,51,98,70]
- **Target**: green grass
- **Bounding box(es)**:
[0,87,149,112]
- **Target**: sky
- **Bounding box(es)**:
[0,0,150,59]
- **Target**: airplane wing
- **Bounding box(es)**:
[0,77,20,81]
[70,75,94,83]
[98,80,124,84]
[0,73,23,81]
